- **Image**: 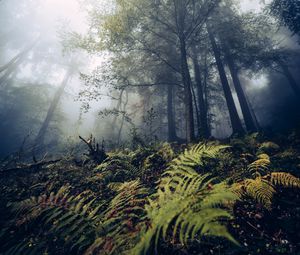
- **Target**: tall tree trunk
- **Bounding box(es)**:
[117,90,129,145]
[203,50,211,137]
[191,83,201,137]
[33,69,72,153]
[167,84,178,142]
[0,58,22,87]
[191,46,209,138]
[277,59,300,98]
[111,89,125,138]
[248,99,261,130]
[179,37,195,142]
[0,39,38,87]
[224,47,257,132]
[207,26,244,135]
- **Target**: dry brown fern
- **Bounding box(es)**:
[247,156,271,177]
[270,172,300,188]
[232,155,300,210]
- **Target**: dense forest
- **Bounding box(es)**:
[0,0,300,254]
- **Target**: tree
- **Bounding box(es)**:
[209,4,258,132]
[0,39,38,88]
[0,81,55,157]
[276,57,300,98]
[191,45,210,138]
[84,0,221,142]
[206,2,299,132]
[224,45,257,132]
[269,0,300,37]
[33,68,73,153]
[207,25,245,135]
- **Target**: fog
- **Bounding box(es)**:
[0,0,111,156]
[0,0,300,157]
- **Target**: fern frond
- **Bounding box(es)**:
[168,143,229,171]
[95,155,141,183]
[3,237,48,255]
[258,141,280,154]
[132,143,237,255]
[157,142,175,162]
[270,172,300,188]
[85,180,148,255]
[107,182,123,191]
[233,155,300,210]
[134,172,237,254]
[247,156,270,177]
[244,178,275,209]
[6,186,103,254]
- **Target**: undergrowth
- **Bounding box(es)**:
[0,133,300,254]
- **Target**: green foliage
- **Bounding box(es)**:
[229,133,261,154]
[102,0,140,45]
[94,154,140,184]
[86,180,148,255]
[130,146,155,169]
[2,186,103,254]
[141,143,176,184]
[247,155,271,177]
[274,148,298,160]
[257,142,280,155]
[2,181,148,255]
[269,0,300,36]
[168,143,230,172]
[1,137,300,254]
[132,143,238,254]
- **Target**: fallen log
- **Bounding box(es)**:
[0,159,61,175]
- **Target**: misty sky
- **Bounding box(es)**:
[0,0,299,156]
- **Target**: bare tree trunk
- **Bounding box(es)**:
[203,51,211,136]
[33,69,72,153]
[173,0,195,142]
[0,39,38,87]
[167,84,178,142]
[192,46,210,138]
[179,37,195,142]
[111,89,125,137]
[277,59,300,98]
[224,47,257,132]
[191,83,200,136]
[0,60,21,88]
[117,90,129,145]
[207,26,244,135]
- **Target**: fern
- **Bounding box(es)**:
[3,237,48,255]
[270,172,300,188]
[233,155,300,210]
[85,180,148,255]
[169,143,229,171]
[243,178,275,209]
[141,143,176,185]
[246,153,271,178]
[94,154,141,183]
[142,143,175,170]
[4,186,103,254]
[132,143,237,255]
[258,141,280,154]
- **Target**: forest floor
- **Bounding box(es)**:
[0,131,300,255]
